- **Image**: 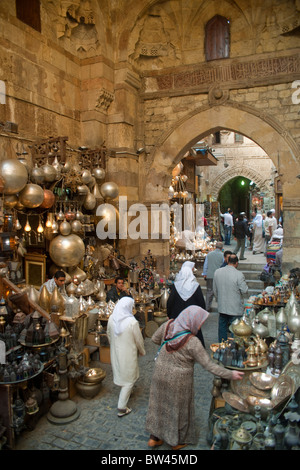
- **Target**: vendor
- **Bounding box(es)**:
[106,276,132,303]
[40,270,67,298]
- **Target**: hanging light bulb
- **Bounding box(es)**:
[37,217,44,233]
[45,213,52,228]
[24,217,31,232]
[15,217,22,231]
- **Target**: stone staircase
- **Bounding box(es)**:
[195,260,266,313]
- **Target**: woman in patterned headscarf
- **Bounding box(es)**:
[146,305,244,450]
[167,261,206,346]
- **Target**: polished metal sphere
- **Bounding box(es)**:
[39,189,55,209]
[77,184,89,195]
[92,167,105,181]
[81,169,92,184]
[71,220,82,233]
[49,234,85,267]
[19,183,44,208]
[31,164,45,184]
[100,181,119,201]
[3,194,18,209]
[59,220,72,236]
[42,162,57,182]
[0,159,28,194]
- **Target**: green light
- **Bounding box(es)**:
[241,180,245,186]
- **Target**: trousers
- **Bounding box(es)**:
[234,238,246,259]
[205,278,214,311]
[224,225,232,245]
[218,313,241,342]
[118,383,134,410]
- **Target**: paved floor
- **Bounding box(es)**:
[13,242,267,451]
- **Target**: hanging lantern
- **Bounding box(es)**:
[24,217,31,232]
[45,213,53,228]
[37,217,44,233]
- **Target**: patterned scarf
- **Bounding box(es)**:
[163,305,209,351]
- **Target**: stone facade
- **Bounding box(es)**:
[0,0,299,272]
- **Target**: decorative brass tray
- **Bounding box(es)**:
[249,372,277,391]
[270,374,295,407]
[222,391,250,413]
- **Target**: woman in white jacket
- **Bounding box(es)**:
[107,297,145,417]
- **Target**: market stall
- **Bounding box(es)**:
[0,137,172,448]
[207,268,300,450]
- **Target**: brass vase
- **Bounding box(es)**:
[50,286,65,314]
[39,286,51,313]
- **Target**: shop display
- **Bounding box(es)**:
[207,267,300,450]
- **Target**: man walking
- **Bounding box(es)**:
[213,254,248,342]
[202,241,224,312]
[233,213,250,260]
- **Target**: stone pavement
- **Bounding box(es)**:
[13,244,267,451]
[14,321,217,451]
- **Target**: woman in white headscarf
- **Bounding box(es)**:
[252,213,265,254]
[107,297,146,417]
[167,261,206,346]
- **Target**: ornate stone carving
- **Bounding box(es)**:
[208,86,229,105]
[148,53,300,93]
[96,89,114,112]
[45,0,99,55]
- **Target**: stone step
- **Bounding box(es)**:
[199,285,262,297]
[240,270,264,280]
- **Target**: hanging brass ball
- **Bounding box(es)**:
[49,234,85,267]
[0,159,28,194]
[30,164,45,184]
[81,169,92,184]
[71,220,82,233]
[92,167,105,181]
[42,162,57,182]
[77,184,89,195]
[59,220,72,236]
[100,182,119,201]
[3,194,18,209]
[39,189,55,209]
[19,184,45,208]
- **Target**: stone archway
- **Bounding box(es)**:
[143,102,300,270]
[209,165,269,200]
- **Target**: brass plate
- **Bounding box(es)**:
[271,374,295,407]
[249,372,277,391]
[222,391,250,413]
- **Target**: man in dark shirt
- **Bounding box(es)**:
[233,213,250,260]
[106,276,132,303]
